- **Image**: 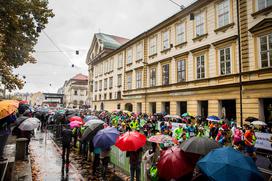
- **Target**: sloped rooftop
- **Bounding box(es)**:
[96,33,129,50]
[71,73,88,81]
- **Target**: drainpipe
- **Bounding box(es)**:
[236,0,243,126]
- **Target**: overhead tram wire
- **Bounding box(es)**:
[41,30,81,69]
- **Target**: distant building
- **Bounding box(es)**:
[30,92,44,106]
[63,73,88,108]
[42,93,64,108]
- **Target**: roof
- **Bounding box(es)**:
[95,33,130,50]
[71,73,88,81]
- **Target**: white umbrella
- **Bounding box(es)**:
[18,117,40,131]
[251,121,267,126]
[164,115,182,119]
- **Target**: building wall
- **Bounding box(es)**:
[87,0,272,125]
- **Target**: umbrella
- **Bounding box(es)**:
[245,117,258,122]
[181,112,192,117]
[93,127,119,149]
[0,100,19,120]
[197,147,264,181]
[18,117,40,131]
[148,134,177,144]
[69,116,84,123]
[251,121,267,126]
[140,119,146,127]
[157,146,194,180]
[69,121,83,129]
[19,100,28,104]
[81,119,104,141]
[164,115,182,119]
[207,115,220,122]
[84,115,98,122]
[15,116,28,126]
[115,131,146,151]
[180,137,221,155]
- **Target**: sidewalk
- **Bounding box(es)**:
[30,130,84,180]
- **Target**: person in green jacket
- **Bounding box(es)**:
[174,124,183,140]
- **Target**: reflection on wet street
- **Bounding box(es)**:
[30,130,83,181]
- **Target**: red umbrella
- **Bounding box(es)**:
[157,146,194,180]
[115,131,146,151]
[19,100,28,104]
[69,116,84,123]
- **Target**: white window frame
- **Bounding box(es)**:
[136,43,143,60]
[149,36,157,55]
[195,12,205,36]
[136,71,142,89]
[162,30,170,50]
[196,55,205,79]
[109,77,113,88]
[257,0,272,11]
[104,78,108,89]
[176,22,185,44]
[259,33,272,68]
[99,80,102,90]
[150,68,156,87]
[127,48,132,64]
[217,0,230,28]
[118,53,123,68]
[177,60,186,82]
[219,47,232,75]
[117,74,122,86]
[127,75,132,90]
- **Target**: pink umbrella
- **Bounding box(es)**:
[69,121,83,129]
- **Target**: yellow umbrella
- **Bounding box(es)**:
[0,100,19,120]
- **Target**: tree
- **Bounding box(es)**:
[0,0,54,90]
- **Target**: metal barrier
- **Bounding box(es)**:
[0,159,9,181]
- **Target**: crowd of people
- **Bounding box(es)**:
[47,109,271,181]
[1,100,270,181]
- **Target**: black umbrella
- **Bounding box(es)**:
[245,117,258,123]
[81,124,104,142]
[180,137,221,155]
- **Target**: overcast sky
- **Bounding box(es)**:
[14,0,195,94]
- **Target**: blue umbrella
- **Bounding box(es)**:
[84,115,98,122]
[93,127,119,149]
[207,115,220,122]
[197,147,264,181]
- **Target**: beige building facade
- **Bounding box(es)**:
[86,0,272,125]
[63,74,88,108]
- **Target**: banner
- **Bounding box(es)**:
[255,132,272,151]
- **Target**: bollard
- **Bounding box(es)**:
[15,138,28,161]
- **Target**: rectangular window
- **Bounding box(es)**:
[104,78,108,89]
[117,74,122,86]
[177,60,186,82]
[94,81,98,92]
[218,0,230,28]
[118,53,123,68]
[136,71,142,88]
[257,0,272,11]
[99,80,102,90]
[176,23,185,44]
[74,90,78,95]
[195,13,205,36]
[104,93,107,100]
[104,61,108,73]
[109,93,112,100]
[127,75,132,90]
[127,48,132,64]
[136,43,143,60]
[150,68,156,87]
[162,31,170,50]
[219,47,231,75]
[162,64,169,85]
[109,77,113,88]
[196,55,205,79]
[149,36,157,55]
[94,95,97,101]
[259,33,272,68]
